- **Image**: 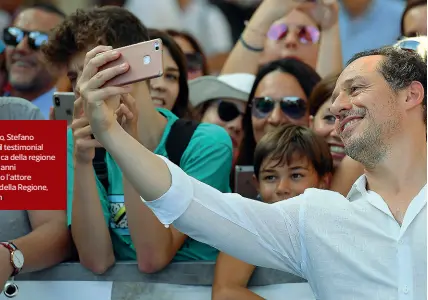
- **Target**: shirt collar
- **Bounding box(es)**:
[346,175,368,201]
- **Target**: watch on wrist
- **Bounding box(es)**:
[0,242,24,276]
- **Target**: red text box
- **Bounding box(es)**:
[0,121,67,210]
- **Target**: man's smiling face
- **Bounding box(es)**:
[330,55,403,167]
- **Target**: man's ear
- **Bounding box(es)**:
[252,174,260,193]
[318,172,333,190]
[404,81,425,110]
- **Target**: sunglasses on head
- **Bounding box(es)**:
[3,27,49,50]
[396,39,421,52]
[267,23,320,44]
[215,100,244,122]
[185,53,203,72]
[251,96,307,119]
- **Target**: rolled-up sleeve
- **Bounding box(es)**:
[143,155,306,277]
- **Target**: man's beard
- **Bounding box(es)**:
[343,117,398,170]
[9,70,48,93]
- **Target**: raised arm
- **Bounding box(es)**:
[78,46,306,274]
[115,96,187,273]
[101,124,304,272]
[221,0,298,75]
[222,0,343,78]
[69,92,115,274]
[312,1,343,77]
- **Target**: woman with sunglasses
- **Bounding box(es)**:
[148,29,192,119]
[166,29,209,80]
[221,0,341,79]
[189,73,255,165]
[236,58,321,167]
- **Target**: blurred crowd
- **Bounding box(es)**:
[0,0,426,299]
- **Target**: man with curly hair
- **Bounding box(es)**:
[43,6,233,274]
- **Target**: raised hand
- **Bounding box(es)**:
[76,45,132,138]
[70,97,102,165]
[297,0,339,30]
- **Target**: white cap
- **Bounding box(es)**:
[189,73,256,107]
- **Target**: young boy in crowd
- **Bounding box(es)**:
[212,124,333,300]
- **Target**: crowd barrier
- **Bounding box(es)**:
[5,262,314,300]
[0,212,314,299]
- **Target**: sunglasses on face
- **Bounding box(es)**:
[3,27,49,50]
[216,100,244,122]
[251,96,307,120]
[267,23,320,44]
[185,53,203,72]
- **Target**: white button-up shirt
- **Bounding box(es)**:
[144,156,427,300]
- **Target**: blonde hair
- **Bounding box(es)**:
[395,36,428,62]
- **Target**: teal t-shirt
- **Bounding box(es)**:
[67,108,232,261]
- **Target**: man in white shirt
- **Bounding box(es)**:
[75,42,426,299]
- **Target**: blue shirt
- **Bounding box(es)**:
[339,0,405,64]
[31,88,56,119]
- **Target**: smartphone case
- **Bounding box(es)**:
[100,38,164,87]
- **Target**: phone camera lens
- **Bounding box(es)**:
[54,97,60,106]
[154,42,160,51]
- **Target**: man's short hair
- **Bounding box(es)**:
[42,6,149,67]
[347,45,427,123]
[253,124,333,180]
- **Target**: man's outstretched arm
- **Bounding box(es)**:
[99,122,304,275]
[78,45,304,275]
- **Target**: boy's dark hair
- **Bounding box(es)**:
[148,29,191,119]
[42,6,149,67]
[253,124,333,179]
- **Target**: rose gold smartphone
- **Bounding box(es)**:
[100,38,164,87]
